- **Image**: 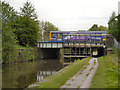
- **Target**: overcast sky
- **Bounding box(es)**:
[3,0,120,31]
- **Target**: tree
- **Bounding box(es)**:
[0,1,1,33]
[14,1,39,47]
[118,14,120,43]
[88,24,99,31]
[0,1,2,34]
[39,21,59,41]
[20,1,37,20]
[108,12,118,41]
[98,25,108,31]
[2,1,17,63]
[88,24,108,31]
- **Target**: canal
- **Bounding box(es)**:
[2,59,63,88]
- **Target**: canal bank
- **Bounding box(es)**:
[28,57,91,88]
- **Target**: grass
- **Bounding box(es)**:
[83,66,87,69]
[90,51,118,88]
[0,69,1,87]
[35,57,92,88]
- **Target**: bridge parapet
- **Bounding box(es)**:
[37,41,105,49]
[37,41,63,48]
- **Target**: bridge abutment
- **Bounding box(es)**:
[38,48,60,59]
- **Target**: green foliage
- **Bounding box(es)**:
[14,16,39,47]
[0,1,2,34]
[118,14,120,43]
[20,1,37,20]
[1,1,59,63]
[88,24,99,31]
[17,47,37,62]
[88,24,108,31]
[108,12,118,41]
[2,30,17,63]
[14,1,39,47]
[0,1,2,64]
[39,21,59,41]
[0,34,1,64]
[2,1,17,63]
[98,25,108,31]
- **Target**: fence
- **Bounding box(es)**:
[114,38,120,51]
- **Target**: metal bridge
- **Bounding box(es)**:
[37,31,110,60]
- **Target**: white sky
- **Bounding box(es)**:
[3,0,120,31]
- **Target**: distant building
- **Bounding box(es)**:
[118,1,120,14]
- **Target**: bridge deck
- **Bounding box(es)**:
[38,42,104,48]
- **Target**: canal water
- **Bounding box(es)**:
[2,59,63,88]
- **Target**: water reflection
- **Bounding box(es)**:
[37,70,56,82]
[2,59,63,88]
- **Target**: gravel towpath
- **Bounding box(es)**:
[61,58,98,88]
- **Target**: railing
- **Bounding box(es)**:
[37,41,63,48]
[114,38,120,50]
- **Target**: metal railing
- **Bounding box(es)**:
[114,38,120,50]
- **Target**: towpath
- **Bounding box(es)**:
[61,58,98,88]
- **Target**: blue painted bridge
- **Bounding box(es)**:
[37,32,111,60]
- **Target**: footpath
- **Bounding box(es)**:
[61,58,98,88]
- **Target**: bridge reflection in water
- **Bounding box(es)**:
[37,70,56,82]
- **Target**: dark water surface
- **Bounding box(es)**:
[2,59,63,88]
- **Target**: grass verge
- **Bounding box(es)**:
[35,57,92,88]
[90,52,118,88]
